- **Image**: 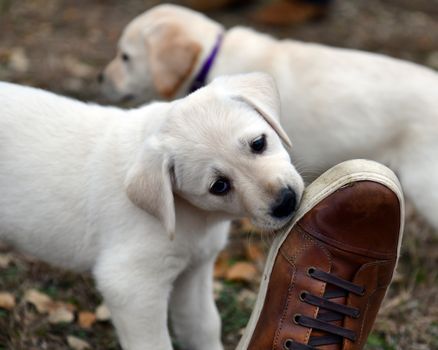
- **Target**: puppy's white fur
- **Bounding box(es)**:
[102,4,438,231]
[0,73,303,350]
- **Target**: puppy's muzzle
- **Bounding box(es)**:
[271,187,298,219]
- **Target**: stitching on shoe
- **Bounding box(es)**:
[351,260,393,346]
[355,260,394,288]
[272,263,296,350]
[297,223,397,259]
[304,230,333,344]
[279,228,329,266]
[276,229,333,347]
[356,284,388,346]
[279,229,313,265]
[275,230,313,349]
[280,228,334,345]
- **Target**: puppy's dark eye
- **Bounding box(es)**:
[250,134,266,154]
[121,53,130,62]
[210,177,231,196]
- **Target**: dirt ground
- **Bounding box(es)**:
[0,0,437,349]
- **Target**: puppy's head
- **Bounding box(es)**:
[125,73,304,236]
[100,4,222,103]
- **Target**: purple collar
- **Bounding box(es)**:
[188,33,223,93]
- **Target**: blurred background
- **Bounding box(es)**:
[0,1,437,349]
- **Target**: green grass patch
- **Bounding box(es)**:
[366,333,395,350]
[217,281,253,337]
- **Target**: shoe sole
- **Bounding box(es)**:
[236,159,405,350]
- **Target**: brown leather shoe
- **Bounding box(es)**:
[181,0,249,12]
[237,159,404,350]
[251,0,331,26]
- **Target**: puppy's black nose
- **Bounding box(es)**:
[97,72,104,84]
[271,187,297,219]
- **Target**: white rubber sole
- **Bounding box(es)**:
[236,159,405,350]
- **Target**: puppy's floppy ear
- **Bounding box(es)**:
[218,72,292,148]
[125,139,175,237]
[144,22,201,99]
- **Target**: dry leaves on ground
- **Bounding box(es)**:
[226,262,258,283]
[0,253,13,268]
[95,303,111,321]
[0,291,16,310]
[48,307,75,324]
[78,311,97,329]
[67,335,91,350]
[24,289,75,313]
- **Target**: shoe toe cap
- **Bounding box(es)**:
[299,181,402,258]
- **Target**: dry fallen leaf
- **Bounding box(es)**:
[214,251,231,279]
[245,243,265,263]
[226,261,258,282]
[24,289,53,313]
[24,288,76,323]
[8,47,29,73]
[235,289,257,336]
[78,311,96,329]
[237,288,257,307]
[213,281,224,301]
[63,55,94,79]
[0,253,13,268]
[48,306,74,324]
[0,292,16,310]
[67,335,91,350]
[95,303,111,321]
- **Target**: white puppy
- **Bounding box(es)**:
[101,4,438,231]
[0,73,303,350]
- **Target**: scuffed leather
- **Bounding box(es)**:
[247,181,401,350]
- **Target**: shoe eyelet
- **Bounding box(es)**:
[293,313,301,325]
[284,339,294,349]
[358,286,366,296]
[307,267,316,276]
[299,291,308,302]
[352,308,361,319]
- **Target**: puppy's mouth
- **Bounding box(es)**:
[251,212,297,233]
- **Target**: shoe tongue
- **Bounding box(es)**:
[309,285,346,350]
[309,256,359,349]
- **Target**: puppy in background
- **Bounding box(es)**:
[100,4,438,232]
[0,73,303,350]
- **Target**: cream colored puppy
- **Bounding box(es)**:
[101,4,438,231]
[0,73,303,350]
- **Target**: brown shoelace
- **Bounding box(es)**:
[284,267,365,350]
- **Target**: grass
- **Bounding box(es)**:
[0,211,437,349]
[217,282,254,343]
[0,1,437,348]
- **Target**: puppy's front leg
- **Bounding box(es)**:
[94,245,180,350]
[170,258,223,350]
